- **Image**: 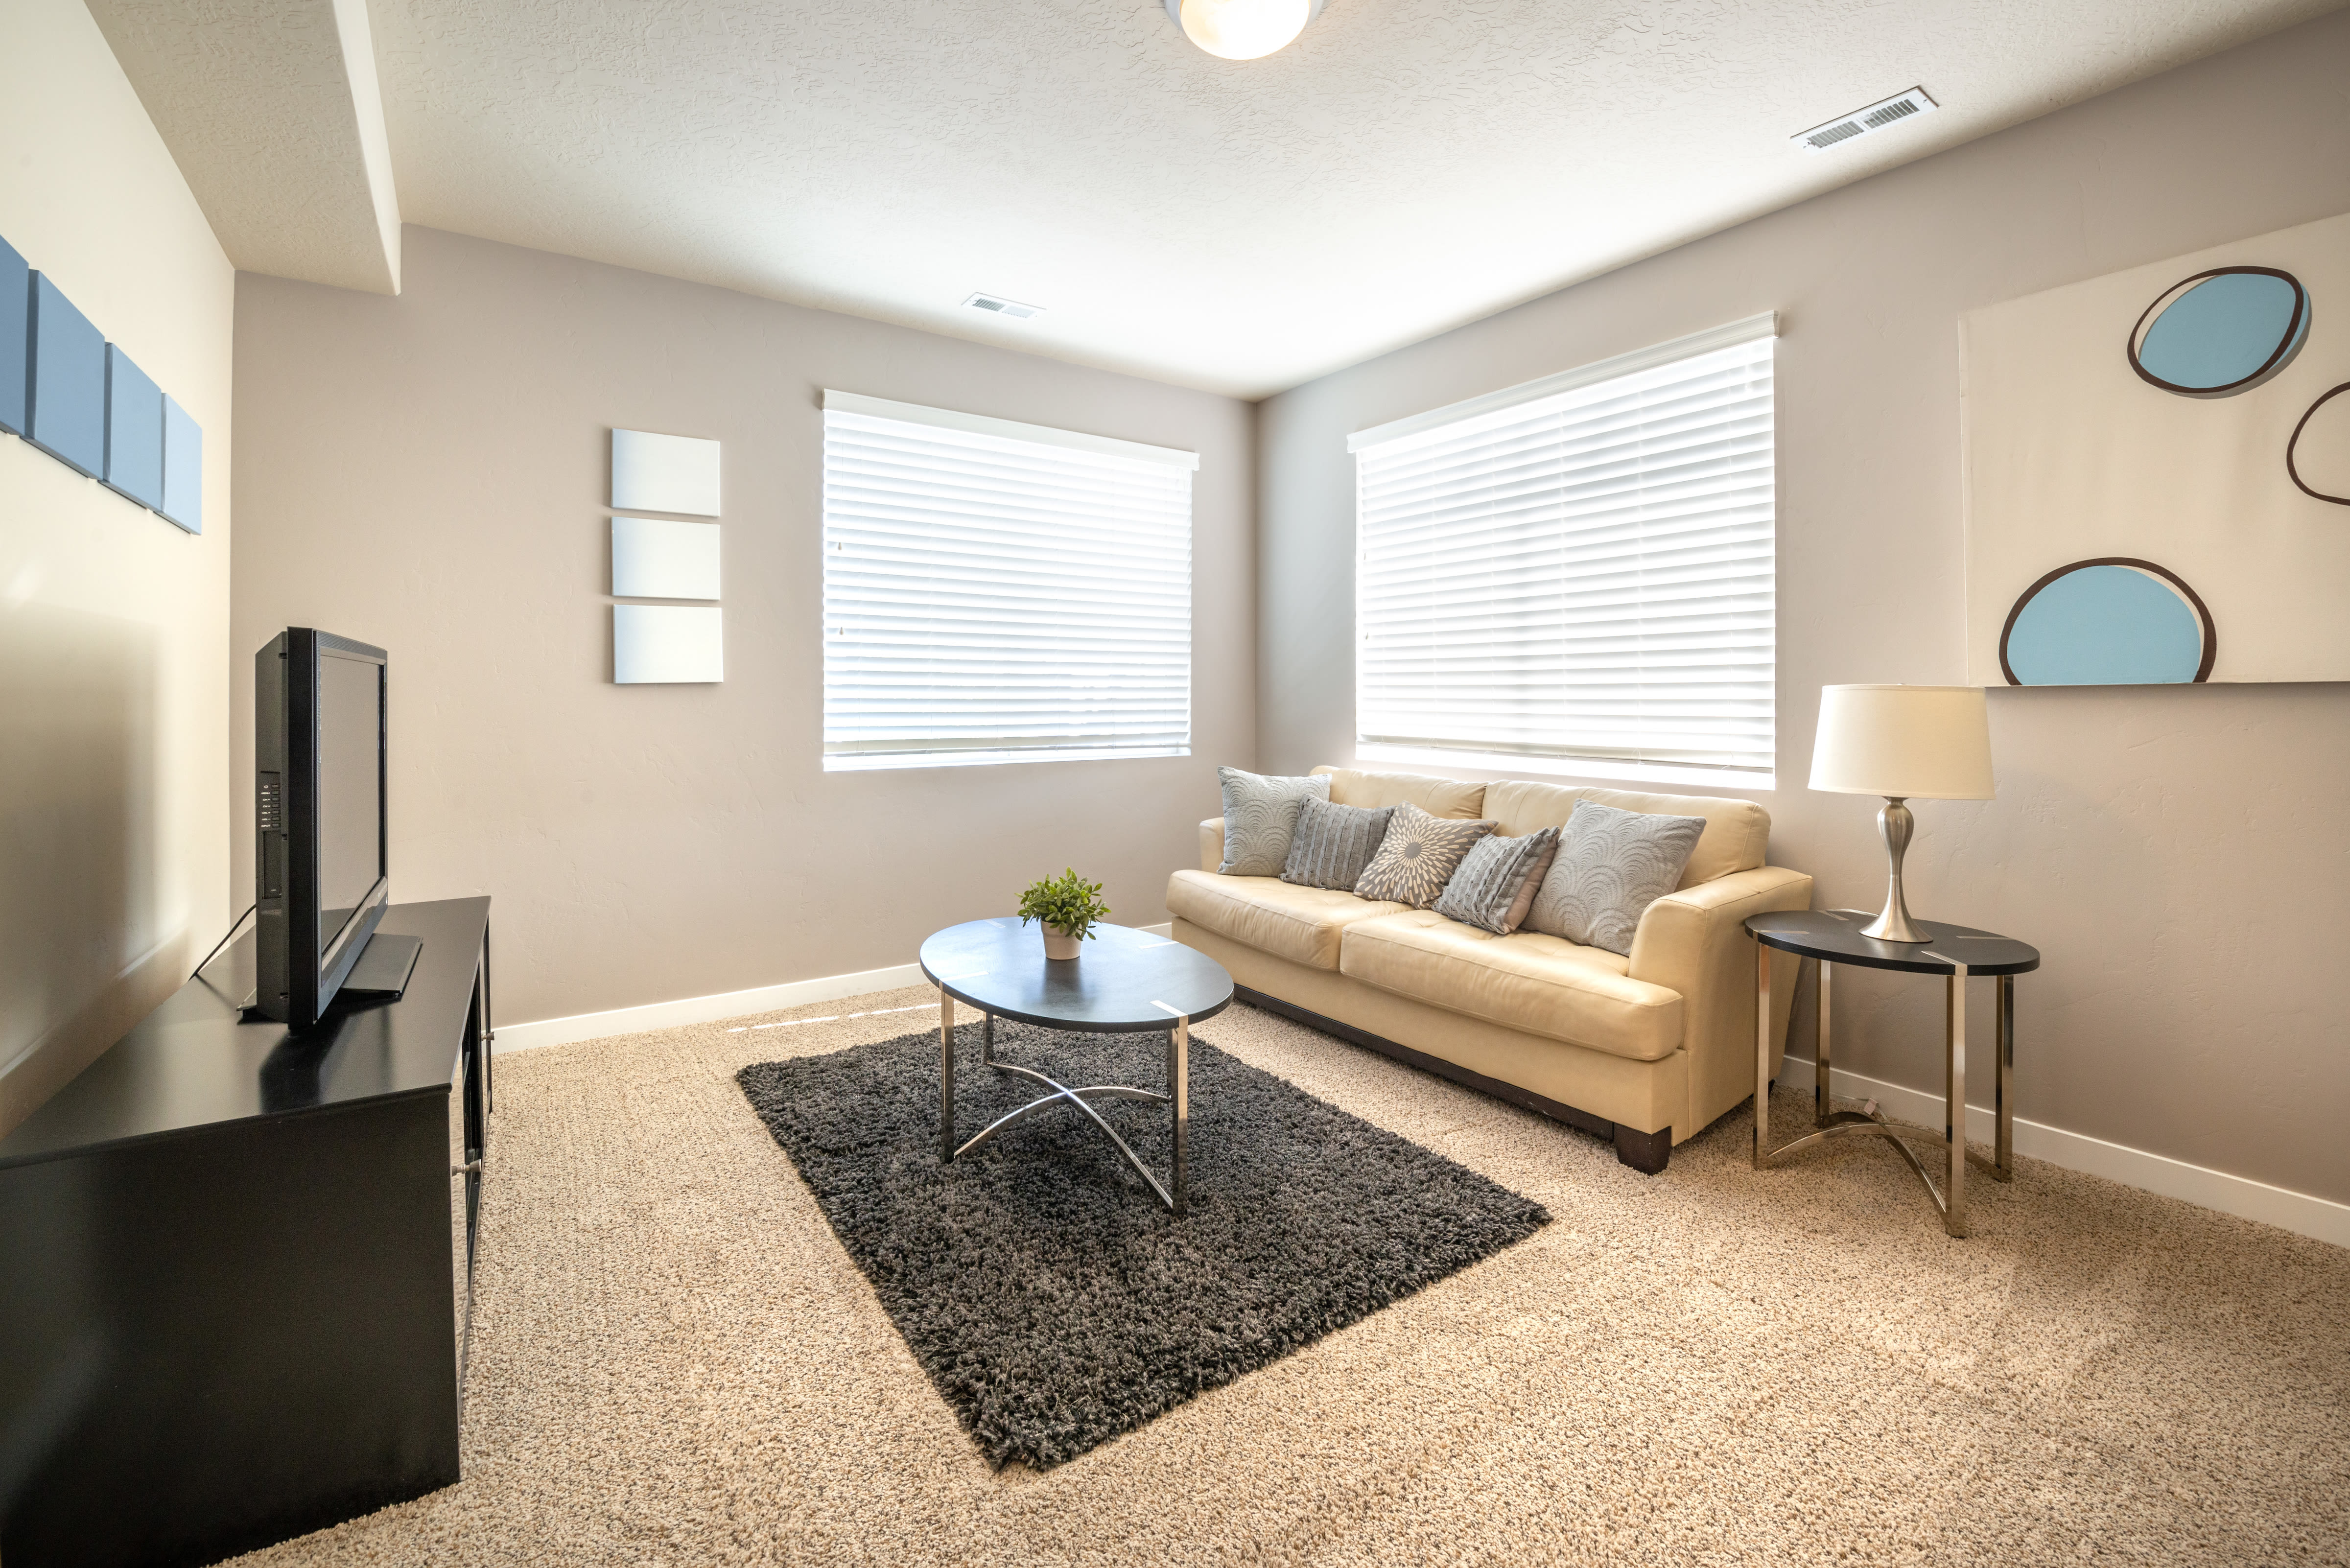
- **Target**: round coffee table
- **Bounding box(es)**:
[918,918,1233,1216]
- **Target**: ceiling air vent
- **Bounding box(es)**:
[1791,87,1938,154]
[963,292,1043,320]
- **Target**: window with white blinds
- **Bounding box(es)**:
[1349,317,1777,787]
[821,391,1196,771]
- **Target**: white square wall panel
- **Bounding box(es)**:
[611,429,721,516]
[614,605,724,683]
[611,516,721,600]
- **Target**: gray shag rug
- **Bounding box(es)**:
[736,1018,1551,1470]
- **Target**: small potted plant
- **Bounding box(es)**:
[1017,868,1112,960]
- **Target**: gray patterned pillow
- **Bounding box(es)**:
[1352,802,1498,910]
[1217,767,1331,876]
[1525,800,1707,956]
[1280,797,1396,891]
[1433,826,1561,935]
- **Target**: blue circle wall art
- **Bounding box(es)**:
[2287,381,2350,506]
[2127,266,2309,398]
[1999,559,2216,686]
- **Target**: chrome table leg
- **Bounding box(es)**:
[1816,958,1833,1125]
[938,988,955,1164]
[1753,936,1772,1171]
[1995,974,2014,1181]
[1945,967,1968,1239]
[942,1016,1191,1215]
[1171,1015,1190,1217]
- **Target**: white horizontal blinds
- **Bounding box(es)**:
[822,405,1193,770]
[1355,333,1775,777]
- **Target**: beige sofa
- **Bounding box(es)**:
[1167,767,1810,1172]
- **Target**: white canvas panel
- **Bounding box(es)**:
[1962,209,2350,685]
[614,605,723,683]
[611,428,721,516]
[611,516,720,600]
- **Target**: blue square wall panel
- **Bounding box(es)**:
[0,234,25,436]
[161,395,202,534]
[28,273,106,477]
[104,345,164,511]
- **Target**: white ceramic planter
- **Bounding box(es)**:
[1041,924,1082,960]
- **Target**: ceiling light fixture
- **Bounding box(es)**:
[1165,0,1326,61]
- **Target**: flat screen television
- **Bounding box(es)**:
[254,629,389,1027]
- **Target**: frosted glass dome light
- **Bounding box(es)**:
[1174,0,1318,61]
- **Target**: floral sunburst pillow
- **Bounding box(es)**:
[1352,802,1498,909]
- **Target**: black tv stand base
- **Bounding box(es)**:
[343,932,424,999]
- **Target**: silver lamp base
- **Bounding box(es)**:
[1861,797,1931,943]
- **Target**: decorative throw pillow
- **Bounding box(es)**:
[1280,797,1396,891]
[1352,802,1498,910]
[1525,800,1708,956]
[1217,767,1331,876]
[1433,826,1561,935]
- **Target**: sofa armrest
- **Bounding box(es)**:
[1627,866,1814,1136]
[1628,865,1812,994]
[1199,817,1225,874]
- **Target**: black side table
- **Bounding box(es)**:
[1743,910,2040,1238]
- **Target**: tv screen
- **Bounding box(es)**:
[316,649,385,956]
[254,629,388,1027]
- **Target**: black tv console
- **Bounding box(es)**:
[0,897,494,1568]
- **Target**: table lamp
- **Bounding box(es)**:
[1809,685,1995,943]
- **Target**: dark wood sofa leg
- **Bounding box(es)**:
[1613,1123,1671,1174]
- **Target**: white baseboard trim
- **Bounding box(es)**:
[1775,1056,2350,1249]
[494,923,1176,1055]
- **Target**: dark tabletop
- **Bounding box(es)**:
[1744,909,2041,976]
[919,919,1234,1032]
[0,897,490,1169]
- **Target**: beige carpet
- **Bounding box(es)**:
[231,990,2350,1567]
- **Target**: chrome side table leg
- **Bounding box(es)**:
[982,1010,995,1066]
[938,988,956,1164]
[1170,1015,1190,1217]
[1945,968,1968,1238]
[1995,973,2014,1181]
[1816,958,1833,1126]
[1753,936,1771,1170]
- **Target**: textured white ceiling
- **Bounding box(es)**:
[200,0,2350,394]
[88,0,402,293]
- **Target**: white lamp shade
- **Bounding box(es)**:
[1809,685,1995,800]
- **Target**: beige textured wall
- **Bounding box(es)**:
[0,0,235,1134]
[1257,12,2350,1203]
[232,227,1255,1028]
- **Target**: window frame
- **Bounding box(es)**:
[818,391,1198,773]
[1346,314,1779,792]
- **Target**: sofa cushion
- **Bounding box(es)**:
[1525,800,1707,956]
[1338,911,1685,1061]
[1166,869,1406,972]
[1280,797,1396,891]
[1352,803,1497,909]
[1311,766,1487,820]
[1480,779,1769,889]
[1432,825,1559,935]
[1217,766,1331,876]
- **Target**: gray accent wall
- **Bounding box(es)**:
[232,227,1255,1030]
[1255,11,2350,1204]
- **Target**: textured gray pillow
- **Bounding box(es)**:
[1352,803,1498,909]
[1280,798,1395,891]
[1433,826,1561,935]
[1217,767,1331,876]
[1525,800,1707,956]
